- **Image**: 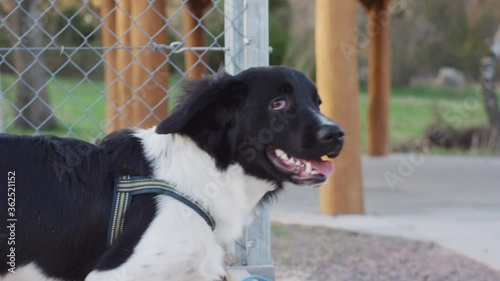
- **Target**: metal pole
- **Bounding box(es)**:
[241,0,272,273]
[0,55,3,134]
[225,0,274,279]
[224,0,244,74]
[224,0,247,267]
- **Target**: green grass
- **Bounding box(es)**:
[359,85,493,150]
[0,74,182,141]
[1,74,496,153]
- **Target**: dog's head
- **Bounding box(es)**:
[156,66,343,188]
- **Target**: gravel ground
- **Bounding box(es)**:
[270,223,500,281]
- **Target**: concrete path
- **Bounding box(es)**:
[270,154,500,271]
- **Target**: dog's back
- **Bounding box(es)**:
[0,134,112,278]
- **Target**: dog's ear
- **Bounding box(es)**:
[155,72,246,135]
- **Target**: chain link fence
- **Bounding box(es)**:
[0,0,236,142]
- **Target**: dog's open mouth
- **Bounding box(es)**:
[266,147,334,183]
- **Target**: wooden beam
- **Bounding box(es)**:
[130,1,169,128]
[367,0,392,155]
[184,0,211,79]
[316,0,364,214]
[101,0,118,133]
[109,0,133,131]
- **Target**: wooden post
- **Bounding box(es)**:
[184,0,211,79]
[367,0,391,156]
[130,1,169,128]
[109,0,133,130]
[316,0,364,214]
[101,0,118,133]
[102,0,169,131]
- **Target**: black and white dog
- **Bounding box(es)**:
[0,66,343,281]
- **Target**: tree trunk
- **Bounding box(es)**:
[283,0,315,77]
[481,56,500,129]
[13,0,57,130]
[481,23,500,145]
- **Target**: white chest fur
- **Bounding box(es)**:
[136,129,276,243]
[86,128,276,281]
[86,197,225,281]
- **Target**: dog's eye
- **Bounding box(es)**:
[271,98,287,110]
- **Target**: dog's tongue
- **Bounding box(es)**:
[309,159,334,175]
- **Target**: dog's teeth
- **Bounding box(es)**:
[295,160,301,166]
[287,158,295,164]
[305,162,312,174]
[311,170,319,175]
[275,149,289,161]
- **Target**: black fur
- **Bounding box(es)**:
[0,131,155,279]
[156,72,247,170]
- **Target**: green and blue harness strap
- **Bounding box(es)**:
[107,175,215,246]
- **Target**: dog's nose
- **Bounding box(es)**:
[317,124,344,144]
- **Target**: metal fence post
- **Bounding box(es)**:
[0,55,3,134]
[225,0,274,279]
[224,0,245,74]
